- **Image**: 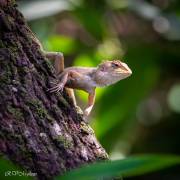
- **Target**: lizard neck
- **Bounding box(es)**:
[91,70,111,87]
[92,69,125,87]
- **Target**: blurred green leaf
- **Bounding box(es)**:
[73,7,105,40]
[168,83,180,113]
[57,154,180,180]
[74,54,95,67]
[45,35,76,54]
[95,38,124,59]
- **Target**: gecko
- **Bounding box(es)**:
[44,51,132,117]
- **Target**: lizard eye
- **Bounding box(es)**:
[112,63,119,68]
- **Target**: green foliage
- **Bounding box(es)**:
[73,7,105,40]
[74,54,95,67]
[58,155,180,180]
[45,35,76,55]
[168,84,180,113]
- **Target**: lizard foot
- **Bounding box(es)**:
[84,105,93,117]
[47,83,64,93]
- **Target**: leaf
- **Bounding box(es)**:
[45,35,76,54]
[73,7,105,40]
[57,155,180,180]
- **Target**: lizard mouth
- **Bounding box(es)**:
[115,68,132,75]
[114,61,132,75]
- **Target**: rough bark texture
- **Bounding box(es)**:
[0,1,108,179]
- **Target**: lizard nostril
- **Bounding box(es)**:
[127,69,132,76]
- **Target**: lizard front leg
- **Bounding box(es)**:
[49,70,83,93]
[84,89,96,117]
[48,70,81,96]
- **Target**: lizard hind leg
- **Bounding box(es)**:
[44,51,64,74]
[65,88,76,106]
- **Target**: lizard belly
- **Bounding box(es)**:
[65,75,96,93]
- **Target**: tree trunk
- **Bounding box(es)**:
[0,1,108,179]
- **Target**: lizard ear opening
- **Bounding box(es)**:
[98,60,111,71]
[98,64,105,71]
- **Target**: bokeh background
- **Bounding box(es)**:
[17,0,180,179]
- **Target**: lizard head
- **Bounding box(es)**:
[95,60,132,87]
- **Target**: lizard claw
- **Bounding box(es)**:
[84,105,93,117]
[50,81,58,85]
[47,83,64,93]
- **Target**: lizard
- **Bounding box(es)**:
[44,52,132,117]
[28,30,132,117]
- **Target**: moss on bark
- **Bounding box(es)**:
[0,1,108,179]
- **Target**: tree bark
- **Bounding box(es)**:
[0,1,108,179]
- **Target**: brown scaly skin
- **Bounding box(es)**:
[45,51,132,119]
